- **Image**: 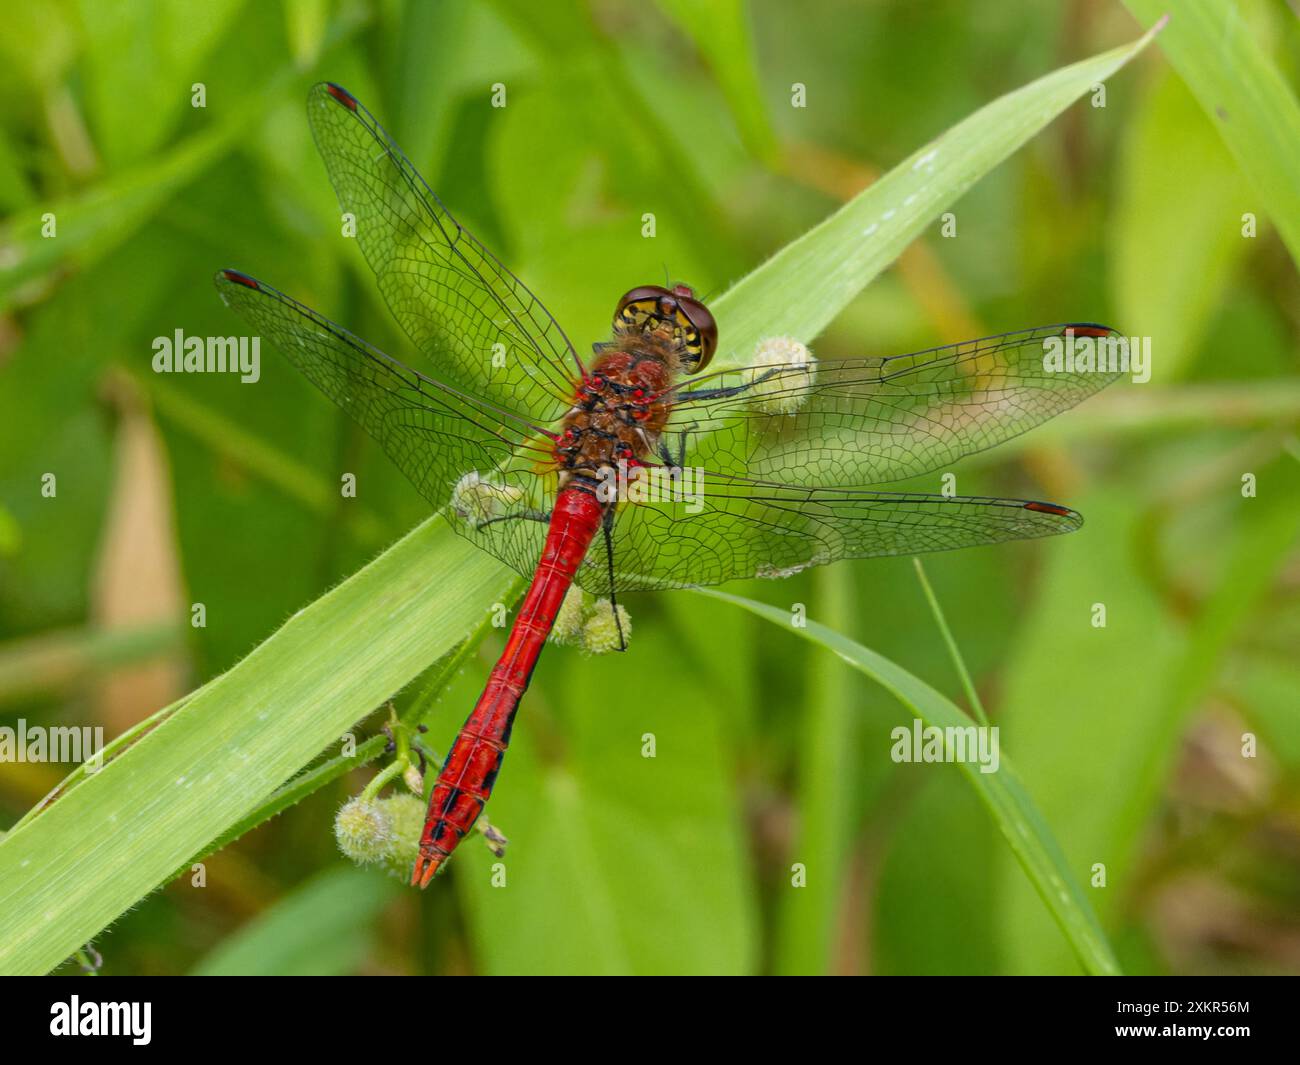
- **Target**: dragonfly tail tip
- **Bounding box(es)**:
[411,850,445,889]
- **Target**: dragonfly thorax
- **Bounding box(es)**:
[554,342,677,487]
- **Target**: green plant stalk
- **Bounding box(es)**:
[359,752,405,801]
[773,567,859,974]
[913,558,989,726]
[697,589,1121,976]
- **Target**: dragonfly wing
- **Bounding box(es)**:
[215,269,555,581]
[306,82,583,425]
[589,475,1081,592]
[667,324,1123,488]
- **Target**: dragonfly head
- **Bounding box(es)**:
[614,284,717,373]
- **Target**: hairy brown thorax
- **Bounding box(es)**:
[553,332,681,485]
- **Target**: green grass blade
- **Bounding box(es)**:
[710,22,1163,369]
[912,558,988,726]
[698,588,1121,976]
[1124,1,1300,268]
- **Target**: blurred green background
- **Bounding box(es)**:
[2,0,1298,975]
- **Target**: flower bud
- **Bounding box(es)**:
[549,584,588,645]
[748,336,816,414]
[451,470,525,526]
[334,797,395,864]
[581,599,632,655]
[378,792,427,877]
[403,763,424,796]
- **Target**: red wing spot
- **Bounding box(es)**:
[1062,324,1113,338]
[325,83,358,111]
[1024,501,1073,517]
[221,269,260,290]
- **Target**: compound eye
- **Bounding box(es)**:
[677,297,718,373]
[616,285,672,316]
[614,285,673,339]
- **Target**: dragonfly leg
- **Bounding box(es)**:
[601,510,627,652]
[473,508,551,531]
[658,422,697,468]
[676,367,781,403]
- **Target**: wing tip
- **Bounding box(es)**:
[312,81,359,111]
[1059,321,1121,338]
[1023,499,1084,530]
[216,268,260,291]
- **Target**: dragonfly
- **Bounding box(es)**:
[217,82,1121,888]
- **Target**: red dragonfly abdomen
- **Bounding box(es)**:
[412,483,606,887]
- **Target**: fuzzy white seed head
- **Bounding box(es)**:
[381,792,426,844]
[581,599,632,655]
[377,792,426,877]
[451,471,525,526]
[334,797,395,864]
[549,584,588,645]
[748,336,816,415]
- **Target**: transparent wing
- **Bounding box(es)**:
[215,269,555,580]
[307,82,583,426]
[664,324,1123,488]
[586,475,1082,593]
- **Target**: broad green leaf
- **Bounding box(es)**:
[191,866,400,975]
[699,588,1121,976]
[1112,72,1253,380]
[991,491,1183,974]
[1123,0,1300,269]
[78,0,246,166]
[876,772,1000,975]
[0,96,256,305]
[996,466,1300,973]
[710,21,1164,369]
[657,0,778,164]
[1224,655,1300,769]
[0,125,226,303]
